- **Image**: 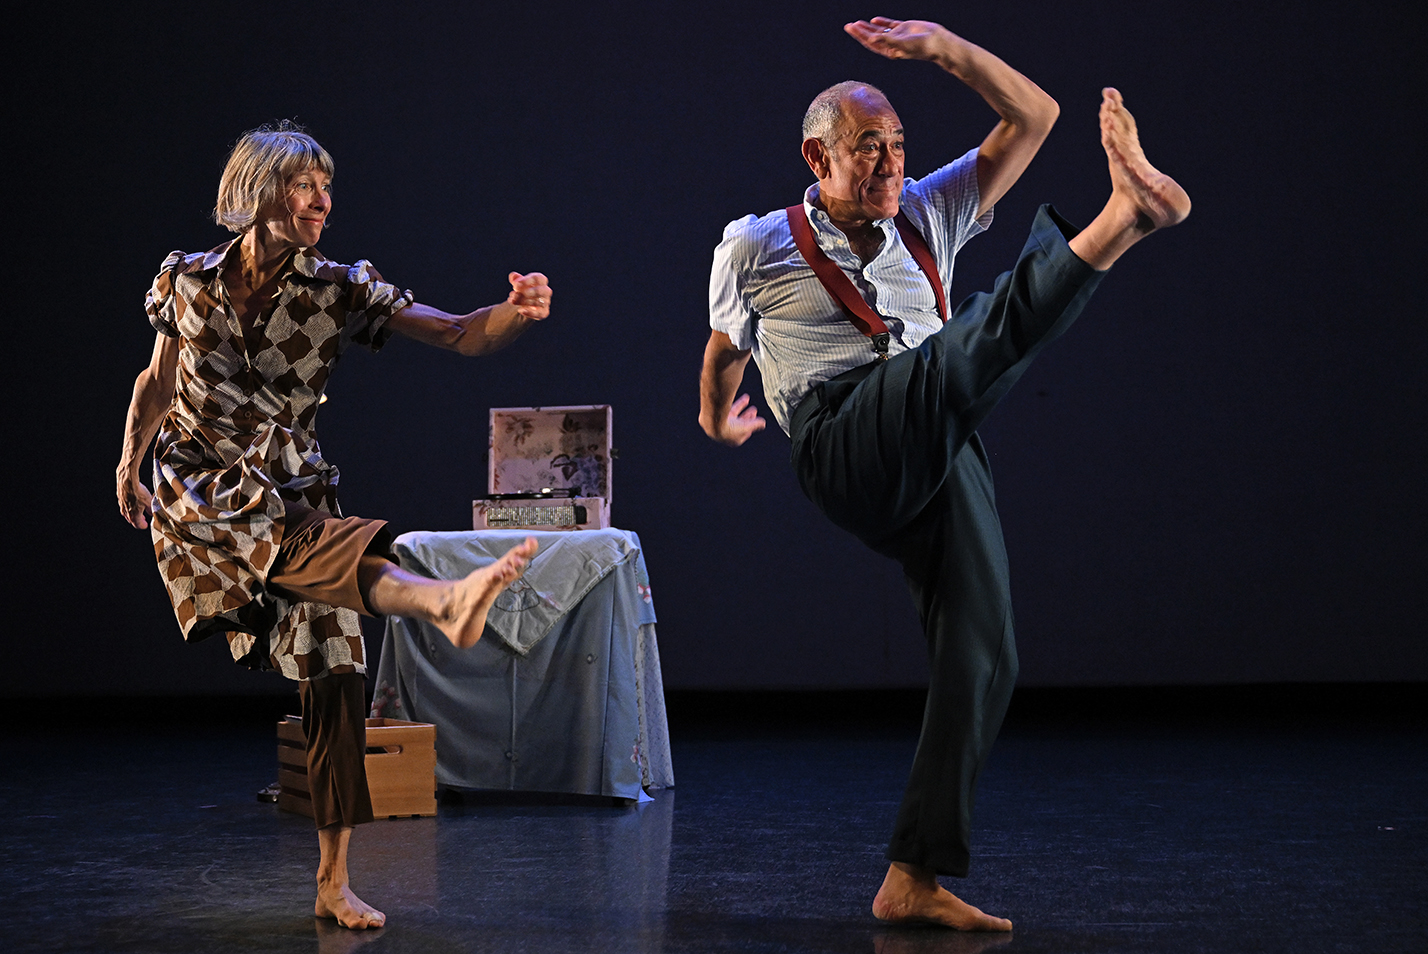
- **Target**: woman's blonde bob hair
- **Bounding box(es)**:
[213,121,335,233]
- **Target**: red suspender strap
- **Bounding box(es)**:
[784,204,889,341]
[784,204,948,360]
[893,211,948,324]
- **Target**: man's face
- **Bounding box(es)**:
[813,89,905,223]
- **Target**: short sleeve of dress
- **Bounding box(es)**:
[341,260,415,353]
[145,250,186,338]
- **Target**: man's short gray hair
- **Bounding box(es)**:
[802,80,886,144]
[213,120,335,233]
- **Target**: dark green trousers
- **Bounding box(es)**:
[789,205,1104,877]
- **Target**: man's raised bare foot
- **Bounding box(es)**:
[1069,88,1192,270]
[434,536,538,649]
[871,862,1012,931]
[315,882,385,930]
[1100,87,1191,234]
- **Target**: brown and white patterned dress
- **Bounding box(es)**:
[145,239,414,681]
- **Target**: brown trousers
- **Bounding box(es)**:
[270,503,393,829]
[269,504,393,618]
[297,670,375,828]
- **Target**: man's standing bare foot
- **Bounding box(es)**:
[871,862,1012,931]
[1070,87,1192,270]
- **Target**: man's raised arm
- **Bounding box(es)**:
[846,17,1059,217]
[699,331,766,446]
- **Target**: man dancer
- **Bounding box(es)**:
[698,17,1189,929]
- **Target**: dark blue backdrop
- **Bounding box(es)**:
[10,0,1424,695]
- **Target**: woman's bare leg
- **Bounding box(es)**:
[359,537,537,648]
[315,825,384,929]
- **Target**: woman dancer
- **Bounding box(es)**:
[118,122,549,929]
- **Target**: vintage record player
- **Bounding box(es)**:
[472,405,612,531]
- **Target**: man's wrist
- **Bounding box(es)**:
[698,408,728,440]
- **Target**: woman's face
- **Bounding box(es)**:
[260,167,331,248]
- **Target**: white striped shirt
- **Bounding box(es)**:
[710,148,990,434]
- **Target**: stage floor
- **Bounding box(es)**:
[6,691,1424,954]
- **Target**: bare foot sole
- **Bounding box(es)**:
[1100,87,1191,233]
[872,864,1012,932]
[315,883,386,930]
[435,536,538,649]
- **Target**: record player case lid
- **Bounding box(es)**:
[488,405,612,506]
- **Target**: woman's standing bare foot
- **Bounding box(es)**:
[315,826,385,930]
[315,882,386,930]
[871,862,1013,931]
[315,916,386,952]
[1071,87,1192,270]
[431,537,538,649]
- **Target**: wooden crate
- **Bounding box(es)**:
[277,716,437,819]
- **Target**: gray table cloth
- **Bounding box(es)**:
[370,529,673,801]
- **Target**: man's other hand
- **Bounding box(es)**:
[844,17,950,62]
[707,393,766,446]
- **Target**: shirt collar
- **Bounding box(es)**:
[802,183,896,239]
[188,238,325,280]
[191,238,239,274]
[289,246,327,278]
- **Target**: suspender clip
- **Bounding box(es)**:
[871,332,890,360]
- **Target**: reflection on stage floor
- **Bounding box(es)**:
[5,687,1424,954]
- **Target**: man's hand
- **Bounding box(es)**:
[699,331,766,447]
[508,271,551,320]
[117,467,154,530]
[844,17,951,62]
[707,393,767,446]
[848,15,1058,218]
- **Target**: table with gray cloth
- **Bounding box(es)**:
[370,529,673,802]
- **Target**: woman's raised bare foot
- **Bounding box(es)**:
[315,882,385,930]
[871,862,1012,931]
[433,536,538,649]
[1100,87,1191,234]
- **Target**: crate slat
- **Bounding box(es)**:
[275,716,437,819]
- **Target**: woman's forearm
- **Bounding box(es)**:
[118,367,171,476]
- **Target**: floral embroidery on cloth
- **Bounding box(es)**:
[145,239,414,681]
